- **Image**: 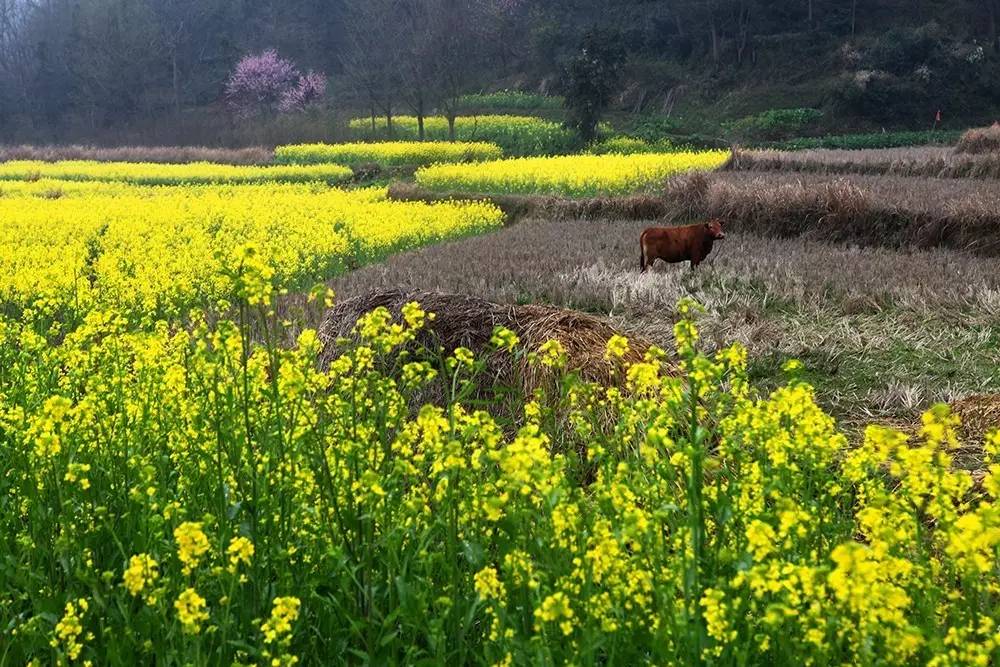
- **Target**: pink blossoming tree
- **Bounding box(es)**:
[225,50,327,118]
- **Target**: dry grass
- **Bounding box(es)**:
[393,172,1000,257]
[954,123,1000,155]
[664,171,1000,256]
[317,289,652,406]
[304,217,1000,427]
[725,146,1000,178]
[388,182,671,223]
[0,144,274,165]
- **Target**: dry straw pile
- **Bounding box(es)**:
[954,122,1000,155]
[319,289,654,399]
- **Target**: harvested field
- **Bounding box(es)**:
[0,143,273,164]
[393,171,1000,256]
[664,171,1000,256]
[314,217,1000,427]
[726,146,1000,178]
[388,181,672,221]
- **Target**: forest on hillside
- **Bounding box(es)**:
[1,0,999,143]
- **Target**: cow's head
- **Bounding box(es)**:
[705,219,726,240]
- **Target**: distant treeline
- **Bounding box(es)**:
[0,0,998,143]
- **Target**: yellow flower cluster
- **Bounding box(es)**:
[275,141,503,166]
[123,553,160,598]
[415,151,730,197]
[0,159,352,185]
[175,588,209,634]
[0,184,503,315]
[3,273,997,665]
[51,598,89,661]
[174,521,210,575]
[261,596,301,644]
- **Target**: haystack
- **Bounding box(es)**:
[947,394,1000,475]
[887,394,1000,479]
[318,289,655,398]
[954,123,1000,155]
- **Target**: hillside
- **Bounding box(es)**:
[1,0,998,145]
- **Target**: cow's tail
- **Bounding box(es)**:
[639,230,647,272]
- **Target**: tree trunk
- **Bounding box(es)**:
[171,50,180,117]
[417,96,425,141]
[370,104,376,133]
[737,3,751,65]
[989,0,999,51]
[447,114,456,141]
[851,0,858,37]
[386,106,394,139]
[807,0,813,28]
[710,12,720,63]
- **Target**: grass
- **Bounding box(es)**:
[760,129,962,150]
[314,217,1000,427]
[457,90,563,110]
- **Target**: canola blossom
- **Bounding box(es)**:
[0,290,997,664]
[0,184,502,316]
[348,114,584,156]
[0,159,353,185]
[275,141,503,166]
[415,150,731,197]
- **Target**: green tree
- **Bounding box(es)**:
[561,28,625,144]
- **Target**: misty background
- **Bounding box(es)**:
[0,0,998,146]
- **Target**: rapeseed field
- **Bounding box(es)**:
[0,159,996,667]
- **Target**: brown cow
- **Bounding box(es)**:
[640,219,726,272]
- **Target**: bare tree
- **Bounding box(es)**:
[397,0,437,140]
[340,0,404,137]
[425,0,500,140]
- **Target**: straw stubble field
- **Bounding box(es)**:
[319,211,1000,428]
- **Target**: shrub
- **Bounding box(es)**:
[723,108,824,141]
[275,141,503,167]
